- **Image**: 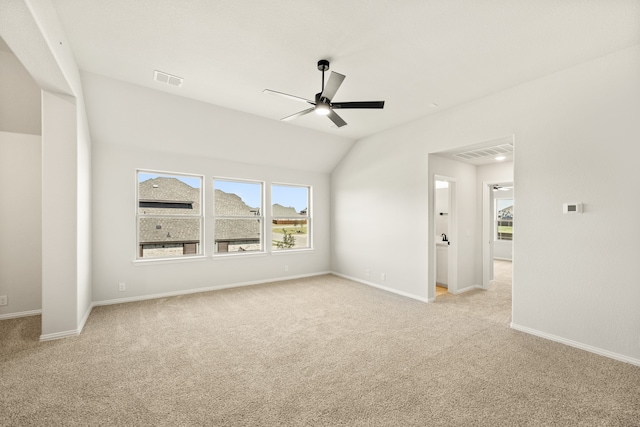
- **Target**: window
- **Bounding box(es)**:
[137,171,203,259]
[271,184,310,250]
[495,198,513,241]
[214,179,263,253]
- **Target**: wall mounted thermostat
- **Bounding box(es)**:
[563,202,583,214]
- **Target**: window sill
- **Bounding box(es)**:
[132,255,208,266]
[212,251,268,260]
[271,248,315,255]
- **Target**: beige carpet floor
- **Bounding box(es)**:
[1,262,639,426]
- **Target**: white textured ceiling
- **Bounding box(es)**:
[51,0,640,140]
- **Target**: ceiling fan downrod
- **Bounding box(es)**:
[317,59,330,93]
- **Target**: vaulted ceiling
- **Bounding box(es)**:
[51,0,640,141]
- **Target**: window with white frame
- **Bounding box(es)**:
[214,179,263,253]
[137,170,203,259]
[271,184,310,250]
[495,198,513,241]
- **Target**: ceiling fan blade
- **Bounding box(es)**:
[263,89,314,104]
[331,101,385,109]
[320,72,345,102]
[282,107,315,121]
[327,110,347,128]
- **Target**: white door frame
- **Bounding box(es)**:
[482,182,495,288]
[430,175,457,299]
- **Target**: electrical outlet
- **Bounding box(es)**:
[0,295,7,306]
[365,269,370,277]
[381,273,386,281]
[284,265,289,272]
[118,282,126,292]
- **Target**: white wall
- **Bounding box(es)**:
[0,131,42,317]
[1,0,93,337]
[81,72,354,174]
[87,74,335,303]
[0,38,43,318]
[92,143,330,302]
[331,136,430,301]
[41,91,79,335]
[434,187,448,239]
[0,44,41,135]
[76,90,93,330]
[332,45,640,364]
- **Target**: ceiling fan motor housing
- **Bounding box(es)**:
[315,92,330,105]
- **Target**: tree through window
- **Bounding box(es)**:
[271,184,310,250]
[496,198,513,241]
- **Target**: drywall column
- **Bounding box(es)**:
[41,90,78,339]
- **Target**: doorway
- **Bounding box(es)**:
[483,181,513,288]
[429,135,514,302]
[432,175,457,299]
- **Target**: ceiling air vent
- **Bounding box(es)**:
[453,143,513,161]
[154,70,183,87]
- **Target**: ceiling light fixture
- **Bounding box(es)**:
[315,102,331,116]
[495,155,506,161]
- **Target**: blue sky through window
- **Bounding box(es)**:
[215,180,262,209]
[497,199,513,211]
[272,185,308,213]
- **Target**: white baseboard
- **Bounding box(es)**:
[78,303,92,331]
[93,271,332,307]
[511,323,640,367]
[450,284,482,295]
[40,328,82,341]
[39,304,94,342]
[331,272,430,304]
[0,309,42,320]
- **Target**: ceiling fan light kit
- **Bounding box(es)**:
[264,59,385,128]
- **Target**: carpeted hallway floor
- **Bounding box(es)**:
[1,264,639,426]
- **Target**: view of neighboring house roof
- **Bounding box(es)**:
[139,217,200,244]
[138,177,201,244]
[272,204,304,217]
[139,177,200,215]
[138,179,303,244]
[215,218,260,242]
[215,189,258,216]
[215,189,260,241]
